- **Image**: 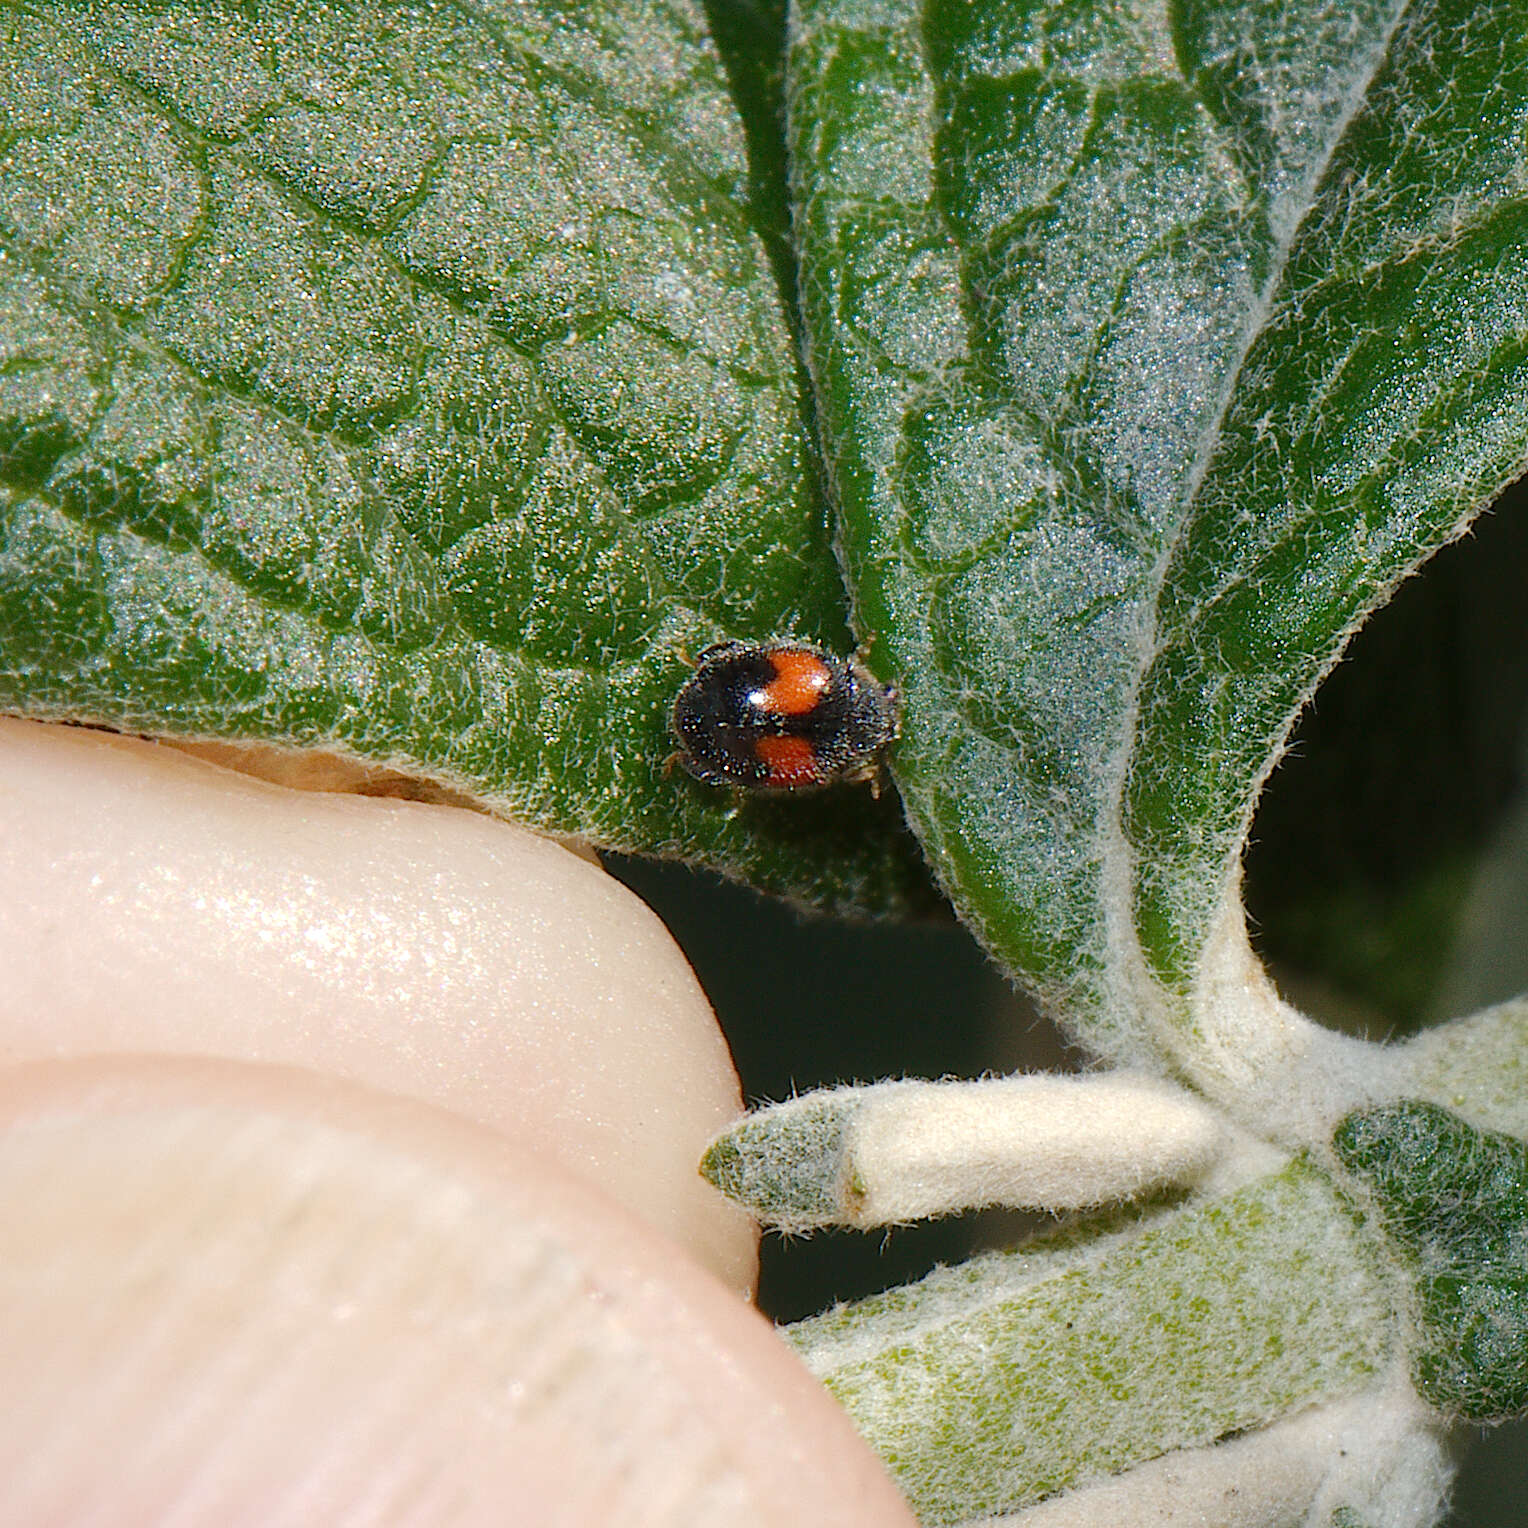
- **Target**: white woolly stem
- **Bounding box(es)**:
[1166,894,1395,1140]
[849,1073,1223,1223]
[963,1368,1452,1528]
[1389,994,1528,1139]
[703,1074,1225,1232]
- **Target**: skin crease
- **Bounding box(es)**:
[0,717,755,1290]
[0,720,917,1528]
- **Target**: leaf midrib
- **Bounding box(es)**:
[1092,0,1418,1017]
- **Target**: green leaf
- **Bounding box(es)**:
[700,1090,851,1228]
[699,0,796,310]
[790,0,1528,1048]
[0,0,930,914]
[1334,1099,1528,1422]
[788,1156,1393,1522]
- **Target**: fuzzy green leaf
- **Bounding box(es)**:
[0,0,931,914]
[791,0,1528,1046]
[788,1156,1393,1523]
[700,1092,851,1227]
[1335,1099,1528,1422]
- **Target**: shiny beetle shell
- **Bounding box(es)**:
[669,639,897,791]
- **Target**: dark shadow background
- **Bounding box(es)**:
[607,474,1528,1522]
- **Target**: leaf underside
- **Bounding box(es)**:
[791,1156,1391,1522]
[0,0,933,916]
[791,0,1528,1052]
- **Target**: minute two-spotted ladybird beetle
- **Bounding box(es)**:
[670,639,898,792]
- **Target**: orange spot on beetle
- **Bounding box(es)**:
[759,649,831,715]
[755,734,822,786]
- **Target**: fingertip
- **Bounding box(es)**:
[0,1058,913,1527]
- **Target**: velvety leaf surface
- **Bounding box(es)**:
[1335,1100,1528,1422]
[0,0,928,913]
[788,1156,1392,1522]
[790,0,1528,1050]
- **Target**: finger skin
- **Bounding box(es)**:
[0,1057,917,1528]
[0,717,754,1290]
